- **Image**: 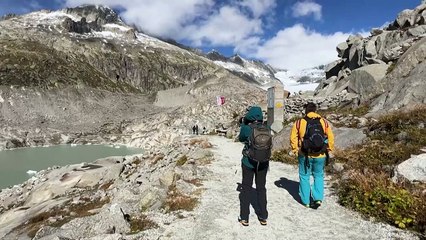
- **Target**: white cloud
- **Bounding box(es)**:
[239,0,276,18]
[65,0,215,38]
[185,6,263,46]
[250,24,350,71]
[64,0,270,48]
[63,0,366,71]
[292,1,322,21]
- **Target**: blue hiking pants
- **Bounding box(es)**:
[298,155,326,205]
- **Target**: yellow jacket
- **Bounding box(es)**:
[290,112,335,158]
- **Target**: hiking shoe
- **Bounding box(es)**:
[312,201,322,209]
[258,217,267,226]
[303,204,310,208]
[238,217,249,226]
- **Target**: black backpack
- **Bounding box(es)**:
[299,117,327,154]
[247,122,272,163]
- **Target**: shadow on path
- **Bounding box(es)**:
[274,177,301,204]
[236,183,261,217]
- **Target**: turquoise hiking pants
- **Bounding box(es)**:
[298,155,326,205]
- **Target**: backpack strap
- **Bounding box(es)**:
[296,119,301,131]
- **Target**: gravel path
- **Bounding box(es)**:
[161,136,418,240]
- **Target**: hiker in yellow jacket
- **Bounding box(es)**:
[290,102,335,209]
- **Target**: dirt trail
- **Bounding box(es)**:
[161,136,418,240]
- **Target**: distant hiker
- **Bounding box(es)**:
[238,106,272,226]
[192,125,196,135]
[202,127,206,134]
[195,125,199,135]
[290,102,334,209]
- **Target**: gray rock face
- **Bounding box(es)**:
[336,42,349,58]
[331,127,367,150]
[325,59,344,79]
[393,153,426,183]
[396,9,416,28]
[65,5,122,25]
[346,64,388,102]
[371,37,426,112]
[318,2,426,111]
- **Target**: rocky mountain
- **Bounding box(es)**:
[0,5,265,146]
[316,3,426,113]
[206,50,281,88]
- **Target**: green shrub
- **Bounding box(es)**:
[176,155,188,166]
[386,62,396,74]
[334,106,426,234]
[337,171,425,232]
[128,215,158,234]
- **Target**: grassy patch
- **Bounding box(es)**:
[24,196,110,238]
[163,186,198,213]
[184,178,203,187]
[386,62,397,75]
[335,106,426,171]
[270,149,298,165]
[337,171,425,232]
[333,106,426,233]
[99,180,114,191]
[150,154,165,166]
[128,215,158,234]
[176,155,188,166]
[318,104,370,117]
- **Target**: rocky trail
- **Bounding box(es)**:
[159,136,418,240]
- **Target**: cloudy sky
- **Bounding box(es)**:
[0,0,422,70]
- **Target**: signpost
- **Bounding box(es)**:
[267,84,284,133]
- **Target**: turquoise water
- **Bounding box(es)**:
[0,144,143,190]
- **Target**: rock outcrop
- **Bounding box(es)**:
[393,153,426,183]
[316,2,426,112]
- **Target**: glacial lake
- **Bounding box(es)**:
[0,144,143,190]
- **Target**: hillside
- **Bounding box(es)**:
[315,3,426,113]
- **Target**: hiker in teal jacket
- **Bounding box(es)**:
[238,106,269,226]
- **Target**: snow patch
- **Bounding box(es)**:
[275,70,322,94]
[0,94,4,103]
[26,170,37,176]
[103,23,130,31]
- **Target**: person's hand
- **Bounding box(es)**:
[288,151,295,156]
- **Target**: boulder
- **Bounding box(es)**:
[325,59,344,79]
[332,127,367,149]
[139,188,164,211]
[364,37,378,58]
[159,171,176,188]
[393,154,426,183]
[347,64,388,102]
[375,31,402,61]
[406,25,426,37]
[383,46,403,62]
[346,34,363,46]
[396,9,416,28]
[347,39,364,70]
[371,37,426,112]
[336,42,349,58]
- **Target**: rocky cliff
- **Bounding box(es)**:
[206,50,281,88]
[316,3,426,112]
[0,5,267,149]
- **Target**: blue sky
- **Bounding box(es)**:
[0,0,422,70]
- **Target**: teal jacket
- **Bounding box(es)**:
[238,106,269,170]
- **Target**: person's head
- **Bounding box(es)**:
[304,102,317,115]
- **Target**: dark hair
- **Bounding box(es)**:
[305,102,317,114]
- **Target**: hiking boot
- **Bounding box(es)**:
[258,217,267,226]
[303,204,310,208]
[238,217,249,226]
[312,200,322,209]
